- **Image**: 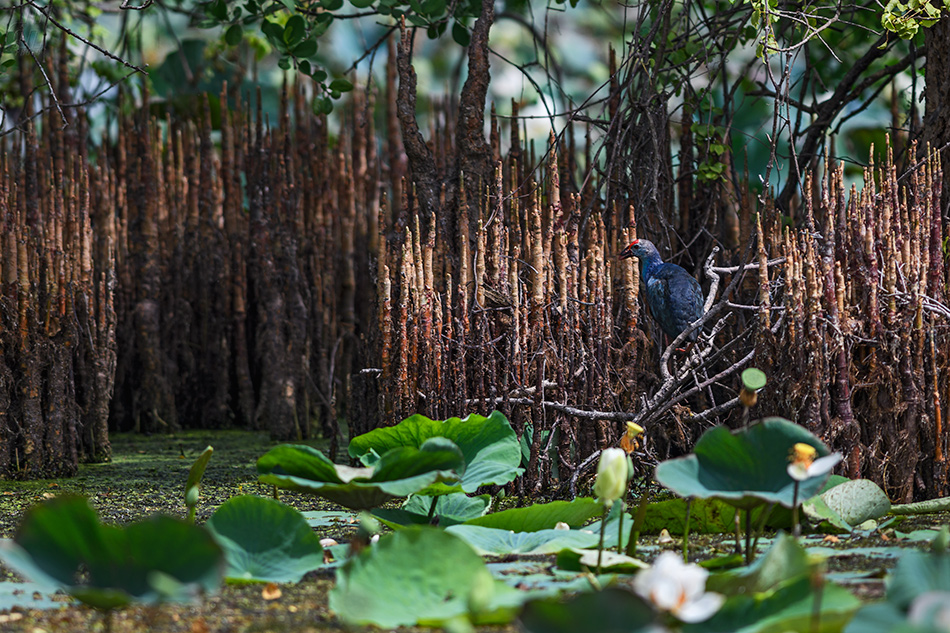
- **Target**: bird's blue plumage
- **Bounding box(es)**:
[620,239,703,342]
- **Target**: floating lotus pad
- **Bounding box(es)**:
[463,497,603,531]
[445,525,602,556]
[655,418,834,510]
[257,437,465,510]
[348,411,523,493]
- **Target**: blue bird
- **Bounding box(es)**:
[619,239,704,344]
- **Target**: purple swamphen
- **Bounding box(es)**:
[619,239,704,344]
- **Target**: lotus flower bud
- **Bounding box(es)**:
[593,448,629,507]
[185,485,199,508]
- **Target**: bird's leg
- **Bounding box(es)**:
[675,340,696,354]
[686,345,716,413]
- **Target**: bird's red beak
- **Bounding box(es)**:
[619,239,640,259]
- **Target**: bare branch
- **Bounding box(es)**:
[27,0,146,74]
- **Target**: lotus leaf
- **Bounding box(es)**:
[656,418,834,509]
[445,524,602,555]
[374,492,492,528]
[555,548,649,573]
[697,534,860,632]
[205,495,325,583]
[257,436,464,510]
[329,526,523,628]
[520,587,657,633]
[463,497,603,531]
[818,479,891,527]
[347,410,523,493]
[0,495,223,610]
[844,545,950,633]
[695,574,860,633]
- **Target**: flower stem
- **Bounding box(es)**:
[597,504,609,574]
[744,508,753,564]
[752,502,774,554]
[792,480,801,537]
[626,485,651,557]
[810,564,825,633]
[617,501,625,553]
[683,497,692,562]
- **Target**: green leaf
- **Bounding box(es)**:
[452,21,471,46]
[655,418,834,510]
[350,0,375,7]
[639,496,778,535]
[283,15,306,46]
[445,525,601,555]
[206,0,229,20]
[185,446,214,503]
[405,492,491,522]
[293,38,317,58]
[816,479,890,527]
[373,492,492,528]
[420,0,446,14]
[277,56,291,70]
[706,532,811,596]
[886,548,950,611]
[890,495,950,515]
[329,78,354,92]
[555,548,649,573]
[205,496,324,584]
[329,527,522,627]
[224,24,243,46]
[802,495,853,534]
[842,602,907,633]
[321,0,344,9]
[313,96,333,115]
[0,496,223,610]
[257,438,464,510]
[463,498,602,531]
[521,588,657,633]
[349,411,523,493]
[261,19,284,44]
[698,574,860,633]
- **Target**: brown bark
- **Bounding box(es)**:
[925,18,950,216]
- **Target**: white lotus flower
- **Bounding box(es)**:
[787,443,842,481]
[909,591,950,630]
[593,448,630,507]
[633,552,724,623]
